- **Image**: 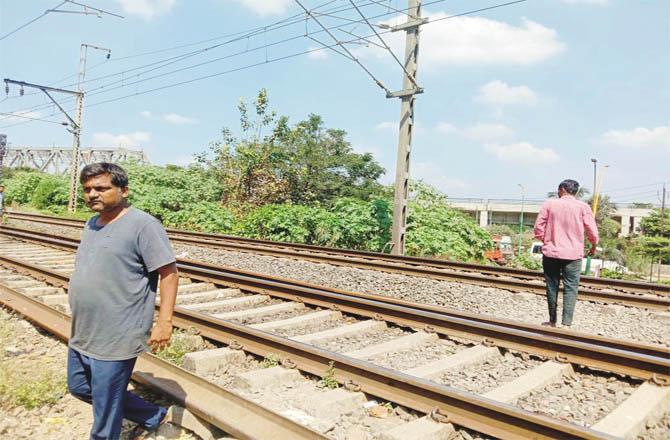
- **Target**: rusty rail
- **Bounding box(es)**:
[0,229,667,381]
[6,210,669,299]
[0,284,325,440]
[0,263,618,439]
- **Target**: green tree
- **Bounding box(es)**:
[634,236,670,265]
[640,209,670,237]
[199,89,385,209]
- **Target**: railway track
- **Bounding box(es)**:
[3,213,670,310]
[0,229,668,439]
[4,212,670,311]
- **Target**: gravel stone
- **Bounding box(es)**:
[366,338,460,371]
[9,218,668,347]
[517,369,642,427]
[438,351,541,394]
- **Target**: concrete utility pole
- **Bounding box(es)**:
[0,134,6,183]
[658,183,667,281]
[390,0,425,255]
[68,43,111,213]
[518,184,525,255]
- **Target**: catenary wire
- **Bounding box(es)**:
[1,0,528,128]
[0,1,67,42]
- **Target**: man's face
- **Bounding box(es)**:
[82,173,128,212]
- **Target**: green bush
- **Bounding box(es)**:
[237,198,391,250]
[509,253,543,271]
[237,204,329,244]
[4,171,46,205]
[31,175,70,209]
[162,202,234,233]
[405,183,493,261]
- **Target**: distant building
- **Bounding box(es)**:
[449,197,655,238]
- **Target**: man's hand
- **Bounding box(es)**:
[147,319,173,352]
[588,244,597,256]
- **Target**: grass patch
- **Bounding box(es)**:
[155,329,205,366]
[0,361,67,410]
[261,353,280,368]
[318,361,339,389]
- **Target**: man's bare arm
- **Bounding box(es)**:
[148,262,179,351]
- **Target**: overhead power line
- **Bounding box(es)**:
[0,1,67,42]
[2,0,528,129]
[0,0,122,42]
[0,111,67,125]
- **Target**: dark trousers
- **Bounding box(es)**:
[542,256,582,326]
[67,348,166,440]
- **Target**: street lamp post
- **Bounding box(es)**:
[518,183,525,255]
[590,158,597,198]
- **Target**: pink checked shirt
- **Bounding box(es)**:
[533,195,599,260]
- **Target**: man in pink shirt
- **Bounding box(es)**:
[534,179,599,327]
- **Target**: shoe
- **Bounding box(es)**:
[541,321,556,327]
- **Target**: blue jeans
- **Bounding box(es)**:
[67,348,167,440]
[542,256,582,326]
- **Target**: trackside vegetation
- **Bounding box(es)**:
[1,89,495,262]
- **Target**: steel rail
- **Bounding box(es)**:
[6,210,669,298]
[2,222,668,312]
[0,230,667,382]
[0,284,326,440]
[0,268,617,440]
[0,244,664,360]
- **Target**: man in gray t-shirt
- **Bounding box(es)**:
[67,163,179,440]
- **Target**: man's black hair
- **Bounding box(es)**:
[558,179,579,195]
[79,162,129,188]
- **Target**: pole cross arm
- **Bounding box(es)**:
[4,78,82,97]
[386,87,424,99]
[385,18,429,32]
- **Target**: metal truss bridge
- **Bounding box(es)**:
[2,147,150,174]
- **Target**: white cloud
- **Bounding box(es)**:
[600,125,670,149]
[235,0,291,16]
[92,131,151,147]
[116,0,175,20]
[436,122,456,134]
[563,0,608,5]
[476,80,538,106]
[307,46,328,60]
[163,113,197,125]
[140,110,153,119]
[363,14,564,68]
[484,142,559,164]
[375,121,397,131]
[463,123,515,142]
[413,162,470,193]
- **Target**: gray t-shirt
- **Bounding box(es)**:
[68,207,175,360]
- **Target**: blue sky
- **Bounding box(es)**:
[1,0,668,203]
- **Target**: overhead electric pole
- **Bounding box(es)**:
[658,183,667,281]
[389,0,425,255]
[68,43,111,213]
[4,78,83,206]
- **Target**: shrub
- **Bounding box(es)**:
[162,202,235,233]
[405,183,493,261]
[31,175,70,210]
[4,171,46,205]
[509,253,543,271]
